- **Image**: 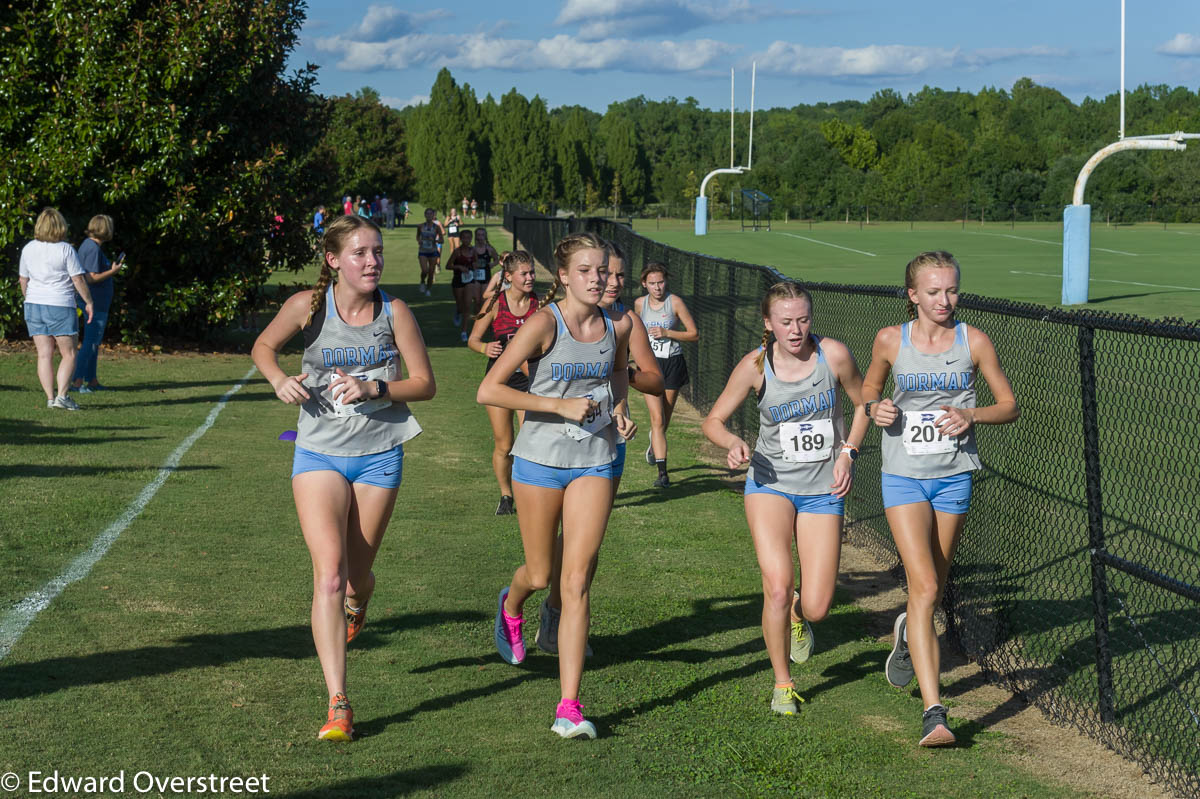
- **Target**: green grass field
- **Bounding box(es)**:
[632,219,1200,321]
[0,225,1161,798]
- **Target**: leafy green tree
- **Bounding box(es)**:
[554,108,595,209]
[599,110,648,206]
[316,88,413,203]
[820,118,880,171]
[682,170,699,203]
[0,0,322,340]
[489,89,553,205]
[609,172,623,209]
[408,68,482,212]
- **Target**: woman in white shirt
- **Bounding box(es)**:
[18,207,94,410]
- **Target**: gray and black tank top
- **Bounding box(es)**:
[296,285,422,456]
[417,223,439,254]
[510,303,618,468]
[640,292,681,359]
[880,320,981,478]
[748,336,846,496]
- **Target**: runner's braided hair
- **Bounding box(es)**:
[755,282,813,373]
[542,232,608,305]
[306,214,381,328]
[476,250,536,320]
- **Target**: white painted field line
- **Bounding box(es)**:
[776,232,876,257]
[974,231,1138,256]
[0,366,258,662]
[1010,270,1200,291]
[975,232,1059,246]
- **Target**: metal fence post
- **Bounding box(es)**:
[1078,325,1116,724]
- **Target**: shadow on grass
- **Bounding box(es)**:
[0,464,219,480]
[0,418,157,446]
[0,610,485,700]
[116,392,278,408]
[270,763,468,798]
[615,465,732,508]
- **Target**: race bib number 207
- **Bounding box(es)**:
[902,410,957,455]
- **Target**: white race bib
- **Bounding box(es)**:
[563,385,613,441]
[650,332,672,356]
[473,267,488,283]
[329,363,394,418]
[779,418,834,463]
[902,409,957,455]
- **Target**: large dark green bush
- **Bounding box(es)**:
[0,0,324,341]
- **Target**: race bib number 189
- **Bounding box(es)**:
[779,418,834,463]
[902,410,957,455]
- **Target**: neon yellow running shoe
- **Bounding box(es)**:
[789,591,814,664]
[770,684,805,716]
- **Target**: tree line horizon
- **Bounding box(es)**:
[4,1,1197,343]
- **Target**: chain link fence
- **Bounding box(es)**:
[506,204,1200,798]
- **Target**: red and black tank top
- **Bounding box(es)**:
[492,290,537,343]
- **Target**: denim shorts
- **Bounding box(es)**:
[512,456,613,490]
[744,478,845,516]
[292,444,404,488]
[881,471,973,515]
[25,302,78,337]
[612,440,626,479]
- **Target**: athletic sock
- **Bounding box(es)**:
[775,681,795,689]
[656,459,667,477]
[346,603,363,614]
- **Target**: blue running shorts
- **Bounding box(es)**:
[744,478,845,516]
[512,456,613,490]
[292,444,404,489]
[881,471,973,514]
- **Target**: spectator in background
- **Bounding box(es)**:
[342,195,353,216]
[382,195,394,229]
[71,214,125,393]
[401,200,409,224]
[470,198,478,219]
[371,195,382,218]
[18,207,93,410]
[357,197,371,219]
[313,205,326,235]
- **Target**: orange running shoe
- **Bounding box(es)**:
[317,693,354,741]
[345,598,369,644]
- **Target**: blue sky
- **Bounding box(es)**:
[292,0,1200,117]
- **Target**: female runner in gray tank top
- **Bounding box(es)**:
[703,282,868,717]
[861,251,1018,747]
[477,232,636,740]
[252,215,436,742]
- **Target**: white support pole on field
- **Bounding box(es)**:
[1119,0,1126,140]
[1062,133,1195,304]
[697,64,757,235]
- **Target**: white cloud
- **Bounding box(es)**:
[314,31,736,73]
[1157,33,1200,57]
[381,94,429,109]
[555,0,822,41]
[753,42,1071,78]
[346,5,452,43]
[755,42,957,77]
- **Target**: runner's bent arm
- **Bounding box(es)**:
[666,295,699,343]
[861,325,900,427]
[252,290,312,404]
[626,313,664,396]
[701,351,763,469]
[476,309,591,423]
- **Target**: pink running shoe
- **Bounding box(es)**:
[494,588,525,664]
[551,698,597,739]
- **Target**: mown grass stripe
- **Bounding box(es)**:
[0,366,257,661]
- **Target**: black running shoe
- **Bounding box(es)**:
[919,704,955,747]
[495,495,515,515]
[886,612,915,688]
[653,474,670,489]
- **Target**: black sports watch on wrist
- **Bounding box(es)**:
[864,400,878,419]
[375,379,388,400]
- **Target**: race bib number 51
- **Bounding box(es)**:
[902,410,957,455]
[650,331,671,356]
[779,418,834,463]
[564,386,613,441]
